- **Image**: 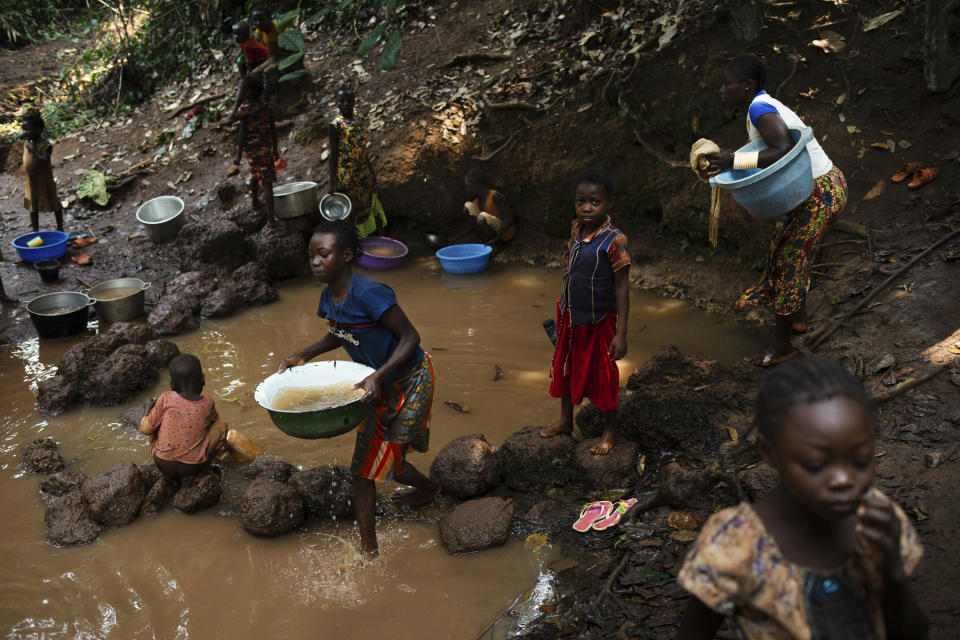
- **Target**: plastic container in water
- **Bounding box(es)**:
[11,231,68,263]
[136,196,185,243]
[435,243,493,274]
[358,236,408,270]
[709,126,814,219]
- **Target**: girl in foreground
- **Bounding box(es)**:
[677,356,928,639]
[278,221,438,554]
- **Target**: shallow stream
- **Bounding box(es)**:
[0,258,759,639]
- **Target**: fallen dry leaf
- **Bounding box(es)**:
[669,529,699,542]
[524,532,548,551]
[71,254,92,266]
[668,512,698,529]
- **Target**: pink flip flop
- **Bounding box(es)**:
[591,498,637,531]
[572,501,613,532]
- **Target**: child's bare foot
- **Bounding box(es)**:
[745,347,797,368]
[265,217,279,228]
[591,429,617,455]
[391,480,441,507]
[360,544,379,557]
[540,420,572,438]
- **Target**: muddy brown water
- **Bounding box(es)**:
[0,259,759,638]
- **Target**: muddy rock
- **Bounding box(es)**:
[227,206,267,235]
[439,497,515,554]
[247,226,308,280]
[37,375,79,415]
[144,338,181,371]
[45,492,103,547]
[239,476,306,537]
[573,438,640,489]
[147,294,201,337]
[80,462,145,526]
[106,321,157,345]
[239,459,298,483]
[236,278,279,305]
[215,182,238,206]
[577,347,750,454]
[232,261,271,283]
[429,434,501,499]
[201,282,244,318]
[176,217,248,271]
[58,333,125,380]
[140,474,178,515]
[81,344,154,406]
[288,466,354,520]
[737,462,779,500]
[171,472,223,514]
[21,438,66,474]
[39,471,86,502]
[164,271,219,301]
[138,464,163,489]
[499,426,576,492]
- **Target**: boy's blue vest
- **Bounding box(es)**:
[559,222,623,327]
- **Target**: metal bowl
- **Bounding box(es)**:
[136,196,185,243]
[319,192,352,221]
[25,291,94,338]
[273,181,318,219]
[254,360,373,439]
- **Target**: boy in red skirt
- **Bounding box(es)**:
[541,169,630,454]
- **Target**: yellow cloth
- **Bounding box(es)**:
[356,193,387,239]
[689,138,723,247]
[689,138,721,182]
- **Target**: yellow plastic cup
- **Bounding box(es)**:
[26,236,44,248]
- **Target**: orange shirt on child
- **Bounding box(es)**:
[146,390,219,465]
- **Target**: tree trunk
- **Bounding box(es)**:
[924,0,960,92]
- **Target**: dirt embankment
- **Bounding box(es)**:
[1,0,959,636]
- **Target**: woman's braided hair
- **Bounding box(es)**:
[754,356,873,440]
[315,220,363,262]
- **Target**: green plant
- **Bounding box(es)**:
[314,0,413,72]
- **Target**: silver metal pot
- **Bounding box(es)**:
[25,291,94,338]
[84,278,151,323]
[273,182,318,219]
[136,196,185,243]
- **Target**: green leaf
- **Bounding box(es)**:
[279,69,310,83]
[358,23,386,57]
[384,0,398,14]
[76,170,109,206]
[278,51,304,70]
[278,29,305,53]
[376,30,402,71]
[276,9,300,32]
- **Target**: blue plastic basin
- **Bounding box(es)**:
[709,126,814,219]
[11,231,69,263]
[435,243,493,274]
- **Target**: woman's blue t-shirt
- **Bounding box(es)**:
[317,273,424,383]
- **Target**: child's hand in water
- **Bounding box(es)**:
[857,489,904,580]
[354,373,381,404]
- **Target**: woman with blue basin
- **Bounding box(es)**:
[707,54,847,367]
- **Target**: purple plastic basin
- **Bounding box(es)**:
[358,236,408,270]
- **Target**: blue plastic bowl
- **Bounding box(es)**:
[435,243,493,274]
[709,126,814,219]
[11,231,69,263]
[358,236,408,270]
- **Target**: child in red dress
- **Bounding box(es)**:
[233,76,278,227]
[540,169,630,454]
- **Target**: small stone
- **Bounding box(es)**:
[439,497,515,554]
[21,438,66,474]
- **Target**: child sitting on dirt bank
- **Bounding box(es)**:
[21,108,64,233]
[139,354,228,480]
[676,356,928,639]
[449,167,515,252]
[540,169,629,455]
[233,75,279,227]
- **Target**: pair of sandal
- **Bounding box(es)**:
[572,498,637,532]
[891,162,938,189]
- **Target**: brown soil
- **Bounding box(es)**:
[1,1,959,637]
